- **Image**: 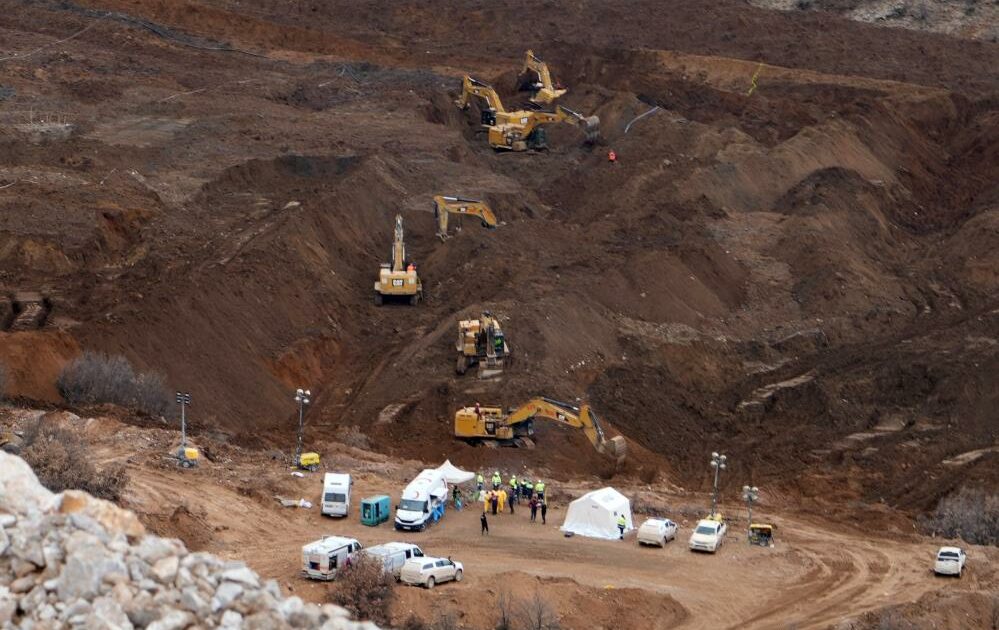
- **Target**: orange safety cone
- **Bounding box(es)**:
[608,150,617,163]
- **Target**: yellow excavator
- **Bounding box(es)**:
[374,214,422,305]
[455,75,599,152]
[433,195,497,240]
[454,397,627,462]
[519,49,567,105]
[455,312,509,377]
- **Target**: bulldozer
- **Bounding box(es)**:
[455,75,599,152]
[434,195,497,240]
[454,397,627,463]
[374,214,423,305]
[455,312,509,377]
[518,49,567,105]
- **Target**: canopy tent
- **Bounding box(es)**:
[435,460,475,485]
[559,487,634,540]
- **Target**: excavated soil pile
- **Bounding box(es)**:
[0,0,997,513]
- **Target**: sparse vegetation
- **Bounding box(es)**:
[400,616,428,630]
[922,487,999,546]
[329,553,395,625]
[495,589,515,630]
[338,425,371,450]
[516,590,560,630]
[20,420,129,501]
[56,351,171,415]
[876,610,919,630]
[429,611,459,630]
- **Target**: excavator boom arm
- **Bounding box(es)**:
[503,397,626,461]
[392,214,406,271]
[456,76,506,114]
[434,195,497,237]
[522,50,567,104]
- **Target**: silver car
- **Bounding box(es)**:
[933,546,966,577]
[399,556,464,589]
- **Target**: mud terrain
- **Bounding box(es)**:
[0,1,998,626]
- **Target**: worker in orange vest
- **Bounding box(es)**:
[608,149,617,163]
[407,262,415,272]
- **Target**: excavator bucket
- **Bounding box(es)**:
[602,435,627,463]
[582,115,600,143]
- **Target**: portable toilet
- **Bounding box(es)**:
[361,495,391,526]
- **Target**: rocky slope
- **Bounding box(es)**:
[0,452,379,630]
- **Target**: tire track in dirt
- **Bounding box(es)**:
[738,518,937,629]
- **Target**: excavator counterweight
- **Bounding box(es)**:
[454,397,626,462]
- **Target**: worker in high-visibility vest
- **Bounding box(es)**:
[509,475,518,504]
[476,473,484,491]
[535,480,546,502]
[491,471,502,490]
[617,514,627,539]
[524,479,535,499]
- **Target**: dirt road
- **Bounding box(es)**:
[102,421,994,629]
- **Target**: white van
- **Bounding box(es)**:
[363,542,425,579]
[394,468,448,532]
[322,473,352,517]
[300,536,362,581]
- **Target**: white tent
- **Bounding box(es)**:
[559,487,634,540]
[435,460,475,485]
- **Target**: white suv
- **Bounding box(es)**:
[689,519,727,553]
[934,546,966,577]
[400,556,464,589]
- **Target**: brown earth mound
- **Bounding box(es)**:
[0,0,996,516]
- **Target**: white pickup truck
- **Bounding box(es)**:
[688,518,727,553]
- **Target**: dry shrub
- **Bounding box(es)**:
[329,553,394,625]
[20,421,129,502]
[516,590,560,630]
[877,610,918,630]
[638,465,659,485]
[338,425,371,450]
[430,611,459,630]
[921,487,999,546]
[400,616,428,630]
[495,589,515,630]
[57,351,170,415]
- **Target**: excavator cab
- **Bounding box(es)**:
[481,109,497,126]
[456,313,510,378]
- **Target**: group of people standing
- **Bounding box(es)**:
[474,471,549,535]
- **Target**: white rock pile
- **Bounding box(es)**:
[0,452,380,629]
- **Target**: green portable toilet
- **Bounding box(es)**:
[361,495,391,527]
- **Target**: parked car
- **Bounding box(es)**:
[399,556,463,589]
[363,542,425,579]
[934,546,966,577]
[637,518,678,547]
[689,518,727,553]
